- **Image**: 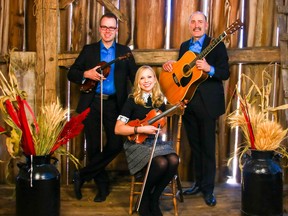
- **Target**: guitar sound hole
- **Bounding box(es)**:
[183,64,191,76]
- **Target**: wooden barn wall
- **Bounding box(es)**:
[0,0,287,184]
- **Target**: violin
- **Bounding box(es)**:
[80,53,132,93]
[127,109,166,144]
[127,102,186,144]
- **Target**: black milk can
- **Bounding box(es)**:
[16,155,60,216]
[241,150,283,216]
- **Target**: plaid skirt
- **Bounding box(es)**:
[123,136,176,175]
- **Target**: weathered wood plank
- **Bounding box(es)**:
[0,0,9,54]
[277,5,288,14]
[1,47,281,69]
[135,1,165,49]
[1,47,281,68]
[9,52,36,112]
[276,0,288,129]
[57,47,280,67]
[35,0,58,108]
[96,0,128,22]
[8,0,26,51]
[71,0,88,51]
[59,0,75,9]
[170,0,198,49]
[228,46,280,64]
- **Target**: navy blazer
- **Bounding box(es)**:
[179,35,230,118]
[68,41,138,113]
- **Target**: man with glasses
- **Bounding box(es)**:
[68,12,138,202]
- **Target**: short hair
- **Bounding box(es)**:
[189,11,208,22]
[100,12,118,25]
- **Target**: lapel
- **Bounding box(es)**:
[114,43,120,77]
[95,42,101,62]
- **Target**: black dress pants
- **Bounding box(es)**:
[182,91,216,194]
[79,96,123,186]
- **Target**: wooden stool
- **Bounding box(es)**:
[166,107,184,203]
[129,173,179,216]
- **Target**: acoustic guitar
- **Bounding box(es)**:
[159,19,244,105]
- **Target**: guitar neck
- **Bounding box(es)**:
[190,31,227,66]
[200,32,227,58]
[147,104,180,125]
[187,19,243,68]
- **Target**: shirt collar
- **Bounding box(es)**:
[142,92,152,103]
[189,34,206,46]
[100,40,116,50]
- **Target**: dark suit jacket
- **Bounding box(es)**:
[67,41,138,113]
[179,35,230,118]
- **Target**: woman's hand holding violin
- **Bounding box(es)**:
[136,125,160,135]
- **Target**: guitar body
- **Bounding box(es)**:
[159,51,208,104]
[159,19,244,105]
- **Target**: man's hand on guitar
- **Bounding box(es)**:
[162,60,176,72]
[196,58,211,73]
[83,66,106,81]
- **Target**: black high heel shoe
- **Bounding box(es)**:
[138,197,152,216]
[150,201,163,216]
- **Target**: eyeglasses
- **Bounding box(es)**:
[100,25,117,31]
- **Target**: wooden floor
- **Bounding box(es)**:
[0,173,288,216]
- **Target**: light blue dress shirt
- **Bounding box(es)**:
[95,40,116,95]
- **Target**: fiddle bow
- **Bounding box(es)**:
[136,123,161,212]
[135,102,186,211]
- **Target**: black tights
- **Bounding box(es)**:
[139,153,179,215]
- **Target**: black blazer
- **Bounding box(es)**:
[67,41,138,113]
[179,35,230,118]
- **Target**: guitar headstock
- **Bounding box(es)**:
[225,19,244,35]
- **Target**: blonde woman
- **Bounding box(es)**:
[115,65,179,216]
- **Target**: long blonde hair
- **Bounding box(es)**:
[131,65,164,108]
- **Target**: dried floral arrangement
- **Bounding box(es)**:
[0,68,89,168]
[226,66,288,166]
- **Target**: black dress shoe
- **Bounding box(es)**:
[73,171,84,200]
[183,185,201,195]
[93,191,109,202]
[94,184,110,202]
[204,193,217,206]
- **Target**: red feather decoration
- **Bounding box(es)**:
[5,99,21,128]
[23,99,39,133]
[16,96,36,155]
[0,125,6,133]
[50,107,90,153]
[239,100,255,149]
